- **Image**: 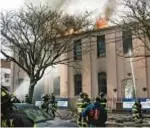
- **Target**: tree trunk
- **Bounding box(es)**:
[28,80,36,104]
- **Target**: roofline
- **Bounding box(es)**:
[58,25,119,39]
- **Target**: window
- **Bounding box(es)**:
[53,76,60,95]
[74,39,82,60]
[18,78,24,84]
[98,72,107,94]
[5,79,9,83]
[4,73,10,78]
[74,74,82,96]
[19,50,24,66]
[122,29,133,54]
[97,35,106,57]
[122,79,135,98]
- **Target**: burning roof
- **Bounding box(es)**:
[96,18,108,29]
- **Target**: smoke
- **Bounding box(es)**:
[28,0,67,10]
[41,0,66,10]
[103,0,117,20]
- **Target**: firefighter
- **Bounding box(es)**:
[49,93,57,118]
[50,93,56,103]
[1,86,34,127]
[76,92,85,127]
[82,97,107,127]
[132,99,142,123]
[82,93,91,127]
[99,92,107,111]
[41,94,49,113]
[83,93,91,105]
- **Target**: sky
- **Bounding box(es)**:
[0,0,24,10]
[0,0,108,14]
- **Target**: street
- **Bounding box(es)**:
[56,109,150,127]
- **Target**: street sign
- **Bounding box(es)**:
[123,98,150,110]
[56,98,69,108]
[35,98,69,108]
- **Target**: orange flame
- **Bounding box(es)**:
[96,18,108,29]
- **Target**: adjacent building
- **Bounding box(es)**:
[1,59,11,91]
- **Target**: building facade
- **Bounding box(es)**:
[59,26,150,109]
[11,26,150,109]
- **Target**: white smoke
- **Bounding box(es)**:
[28,0,107,16]
[39,0,67,10]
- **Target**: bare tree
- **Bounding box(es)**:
[1,4,93,103]
[113,0,150,58]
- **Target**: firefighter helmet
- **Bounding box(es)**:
[79,92,85,98]
[84,93,88,97]
[42,94,49,100]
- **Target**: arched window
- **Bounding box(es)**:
[98,72,107,94]
[122,78,135,98]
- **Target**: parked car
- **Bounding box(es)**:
[13,103,77,127]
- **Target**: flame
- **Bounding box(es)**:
[64,28,81,35]
[96,18,108,29]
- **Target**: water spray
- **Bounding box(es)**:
[129,49,136,98]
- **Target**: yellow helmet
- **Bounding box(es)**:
[84,93,88,97]
[79,92,85,98]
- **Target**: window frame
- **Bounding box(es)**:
[97,35,106,57]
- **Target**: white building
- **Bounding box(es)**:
[0,59,11,91]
